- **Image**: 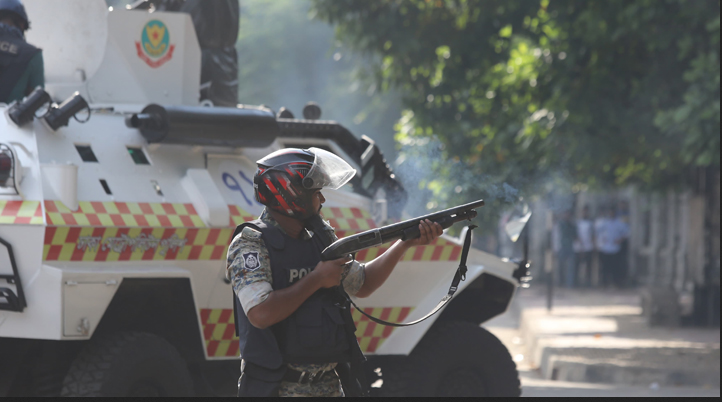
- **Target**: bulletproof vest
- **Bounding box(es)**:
[0,26,39,102]
[233,219,351,369]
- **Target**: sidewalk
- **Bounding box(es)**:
[485,287,720,395]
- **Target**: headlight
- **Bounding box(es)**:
[0,150,11,187]
[0,144,23,196]
[5,87,51,127]
[42,92,90,131]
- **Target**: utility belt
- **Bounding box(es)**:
[238,360,341,397]
[282,367,339,385]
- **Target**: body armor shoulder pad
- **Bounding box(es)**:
[234,220,285,251]
[240,225,262,241]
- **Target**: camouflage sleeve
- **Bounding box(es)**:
[320,217,366,296]
[341,260,366,297]
[226,226,274,314]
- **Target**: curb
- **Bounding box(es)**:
[518,305,721,387]
[544,355,720,387]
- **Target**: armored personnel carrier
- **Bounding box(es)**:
[0,0,527,396]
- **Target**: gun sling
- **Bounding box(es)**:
[340,225,477,327]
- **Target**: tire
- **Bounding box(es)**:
[378,321,521,397]
[61,331,194,397]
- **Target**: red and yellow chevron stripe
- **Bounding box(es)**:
[199,306,413,357]
[334,230,462,262]
[36,201,460,262]
[43,226,233,262]
[200,308,240,358]
[45,200,206,227]
[361,237,462,262]
[352,306,413,353]
[228,206,381,233]
[229,205,257,226]
[320,207,376,231]
[0,200,43,225]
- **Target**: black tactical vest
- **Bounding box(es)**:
[0,26,39,102]
[233,219,351,369]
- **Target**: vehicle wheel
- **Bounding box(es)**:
[379,321,521,397]
[61,331,193,397]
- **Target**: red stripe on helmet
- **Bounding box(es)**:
[277,175,290,191]
[264,178,293,211]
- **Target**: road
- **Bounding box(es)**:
[519,373,720,397]
[484,288,720,398]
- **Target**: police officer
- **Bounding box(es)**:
[0,0,43,104]
[227,148,442,397]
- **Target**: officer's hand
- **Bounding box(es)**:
[311,256,352,288]
[403,219,443,247]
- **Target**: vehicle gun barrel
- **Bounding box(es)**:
[125,104,280,148]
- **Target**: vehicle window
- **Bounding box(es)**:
[75,145,98,162]
[127,147,151,165]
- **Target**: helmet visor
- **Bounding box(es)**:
[304,147,356,190]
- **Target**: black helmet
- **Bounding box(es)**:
[254,148,356,219]
[0,0,29,31]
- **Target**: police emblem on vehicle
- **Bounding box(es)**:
[135,19,176,68]
[242,251,261,271]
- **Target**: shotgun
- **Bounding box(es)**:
[317,199,484,260]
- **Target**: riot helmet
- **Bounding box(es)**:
[0,0,29,31]
[254,147,356,219]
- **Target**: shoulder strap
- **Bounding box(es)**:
[341,225,477,327]
[232,219,260,242]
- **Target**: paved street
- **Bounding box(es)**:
[484,287,721,398]
[519,372,720,397]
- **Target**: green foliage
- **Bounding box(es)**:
[311,0,721,212]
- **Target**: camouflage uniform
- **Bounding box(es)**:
[278,373,343,397]
[227,209,365,397]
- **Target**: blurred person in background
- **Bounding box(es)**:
[595,205,611,287]
[554,209,578,288]
[0,0,43,104]
[596,205,630,289]
[617,200,631,287]
[574,205,595,287]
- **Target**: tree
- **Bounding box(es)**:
[311,0,720,216]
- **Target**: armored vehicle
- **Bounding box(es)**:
[0,1,527,396]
